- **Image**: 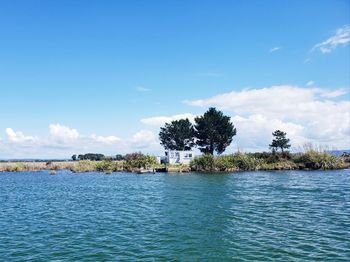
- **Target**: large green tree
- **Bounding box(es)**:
[269,130,291,153]
[194,107,236,155]
[159,119,195,151]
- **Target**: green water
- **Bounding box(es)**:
[0,170,349,261]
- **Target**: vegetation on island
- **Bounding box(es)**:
[159,119,195,151]
[159,107,236,154]
[1,107,348,173]
[190,149,349,172]
[0,152,158,173]
[158,107,349,172]
[269,130,291,153]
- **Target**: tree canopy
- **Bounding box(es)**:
[269,130,291,153]
[159,119,195,151]
[194,107,236,155]
[77,153,105,161]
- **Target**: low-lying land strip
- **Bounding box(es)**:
[1,151,349,173]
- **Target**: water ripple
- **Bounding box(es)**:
[0,170,349,261]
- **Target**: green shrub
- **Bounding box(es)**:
[71,160,97,172]
[293,150,344,170]
[215,154,237,171]
[248,151,291,163]
[190,154,216,172]
[95,160,114,172]
[124,153,157,171]
[232,152,261,171]
[259,160,297,170]
[9,163,25,172]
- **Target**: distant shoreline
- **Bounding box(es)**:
[0,151,349,174]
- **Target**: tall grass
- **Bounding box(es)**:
[190,148,347,172]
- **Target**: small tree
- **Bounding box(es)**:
[269,130,291,153]
[194,107,236,155]
[159,119,195,151]
[115,154,124,161]
[72,154,77,161]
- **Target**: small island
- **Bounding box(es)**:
[1,108,349,174]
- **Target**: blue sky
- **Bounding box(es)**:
[0,0,349,158]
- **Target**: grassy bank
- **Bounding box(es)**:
[0,160,190,173]
[1,150,349,173]
[0,154,159,174]
[190,151,350,172]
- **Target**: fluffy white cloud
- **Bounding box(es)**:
[0,124,162,158]
[231,115,306,151]
[90,134,121,144]
[312,25,350,53]
[141,113,196,126]
[318,88,349,98]
[130,130,159,149]
[185,85,350,150]
[5,128,37,143]
[49,124,79,143]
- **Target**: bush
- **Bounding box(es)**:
[215,154,237,171]
[95,160,114,173]
[231,152,261,171]
[293,150,344,170]
[124,153,157,171]
[8,163,25,172]
[191,153,261,172]
[190,154,216,172]
[71,160,97,172]
[248,151,291,163]
[190,152,304,172]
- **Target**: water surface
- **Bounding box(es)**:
[0,170,349,261]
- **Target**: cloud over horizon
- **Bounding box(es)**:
[0,125,159,159]
[141,113,196,126]
[1,85,349,158]
[184,85,350,151]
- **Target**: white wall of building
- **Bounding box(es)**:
[165,150,195,165]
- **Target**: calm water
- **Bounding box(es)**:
[0,170,349,261]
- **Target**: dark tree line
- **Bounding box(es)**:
[75,153,105,161]
[72,154,127,161]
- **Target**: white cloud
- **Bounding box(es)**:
[136,86,150,92]
[319,88,349,98]
[269,47,281,53]
[141,113,196,126]
[90,134,121,144]
[306,81,314,86]
[312,25,350,53]
[1,124,163,158]
[49,124,79,143]
[185,85,350,150]
[231,114,306,151]
[5,128,37,143]
[130,130,159,150]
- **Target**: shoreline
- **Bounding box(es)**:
[0,160,349,174]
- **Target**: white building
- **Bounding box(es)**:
[165,150,195,165]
